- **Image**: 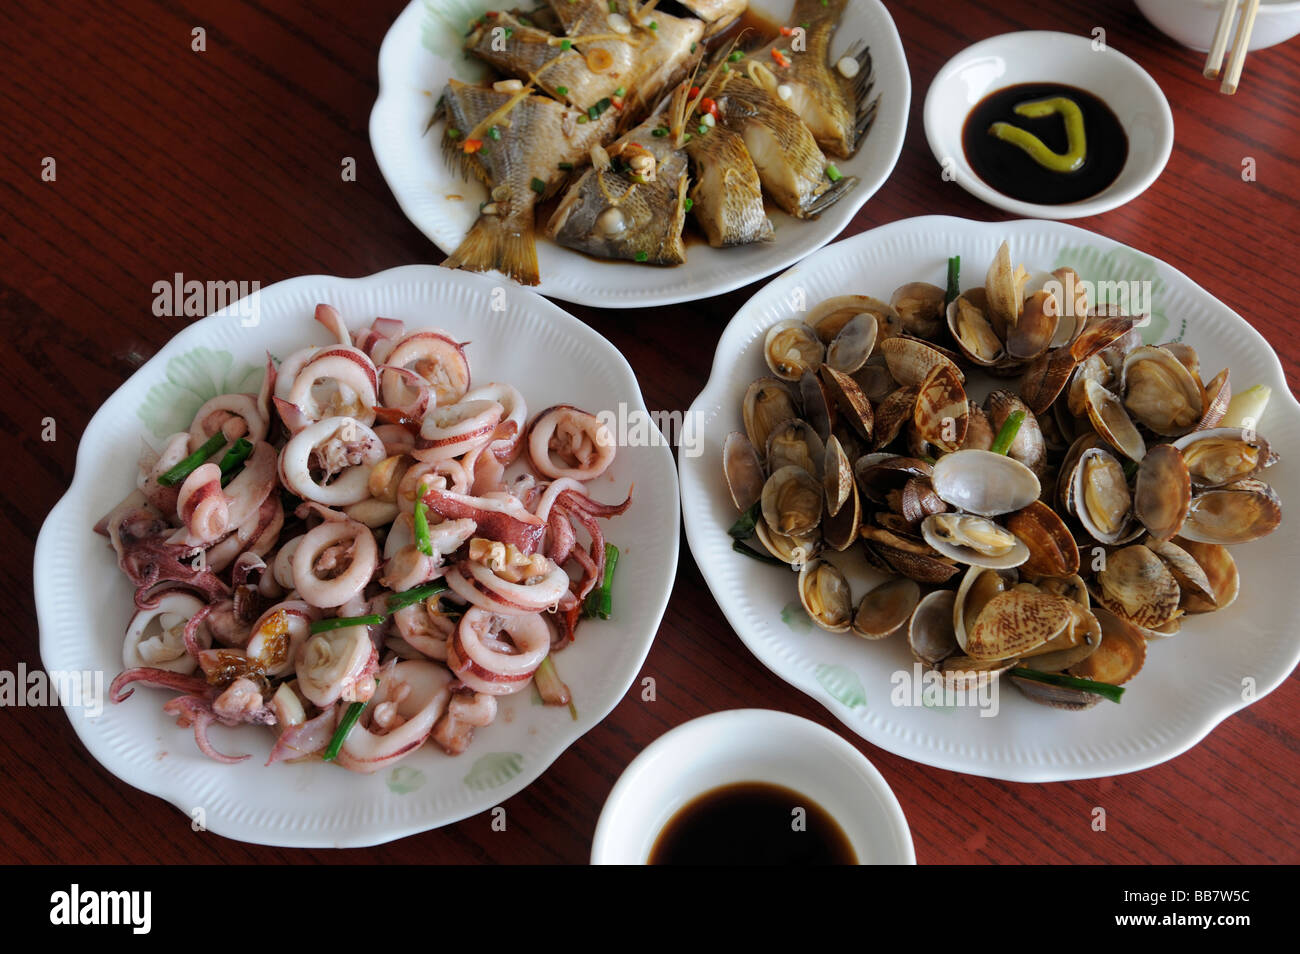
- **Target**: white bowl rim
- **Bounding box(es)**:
[590,708,916,865]
[923,30,1174,220]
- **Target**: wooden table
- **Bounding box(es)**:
[6,0,1298,864]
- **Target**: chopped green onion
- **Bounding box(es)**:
[732,540,785,566]
[609,0,617,11]
[1010,668,1126,704]
[558,161,574,170]
[729,50,744,62]
[156,431,227,487]
[697,123,708,134]
[723,64,731,73]
[414,499,434,556]
[690,42,698,53]
[323,681,378,761]
[556,84,569,95]
[826,163,843,182]
[634,251,648,262]
[944,254,961,305]
[488,125,501,141]
[614,86,626,97]
[576,114,589,123]
[652,126,668,137]
[589,97,612,119]
[683,197,694,212]
[530,177,546,194]
[560,39,572,51]
[446,127,461,139]
[989,410,1025,455]
[534,657,577,719]
[217,438,253,486]
[503,27,513,38]
[309,614,385,634]
[1123,458,1140,479]
[649,20,658,30]
[385,580,449,614]
[583,543,620,619]
[682,132,692,141]
[728,502,760,540]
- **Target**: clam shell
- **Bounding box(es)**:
[764,320,824,381]
[1121,345,1205,437]
[819,365,874,441]
[765,419,824,479]
[1133,443,1191,542]
[921,514,1029,569]
[1005,289,1059,361]
[1071,446,1134,545]
[913,363,968,453]
[822,434,854,516]
[722,432,765,512]
[964,590,1073,663]
[907,589,958,664]
[1005,500,1080,577]
[1082,378,1146,461]
[1172,427,1270,489]
[743,377,798,459]
[1094,544,1181,629]
[1179,477,1281,544]
[880,336,965,388]
[931,449,1042,517]
[1019,346,1077,416]
[853,577,921,640]
[760,465,823,537]
[825,313,878,374]
[797,559,853,633]
[1172,537,1240,613]
[871,386,918,449]
[890,282,946,340]
[947,289,1004,367]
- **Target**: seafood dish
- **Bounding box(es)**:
[724,241,1282,710]
[97,304,631,771]
[432,0,881,284]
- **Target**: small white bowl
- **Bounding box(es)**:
[1136,0,1300,53]
[924,31,1174,219]
[591,710,914,865]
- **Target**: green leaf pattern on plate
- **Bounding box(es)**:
[463,752,523,791]
[1053,245,1174,344]
[388,765,427,794]
[781,600,812,631]
[136,346,264,439]
[815,663,866,709]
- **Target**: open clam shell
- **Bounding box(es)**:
[931,449,1041,517]
[1019,346,1078,416]
[825,313,878,374]
[1172,427,1271,489]
[1172,537,1240,613]
[853,577,921,640]
[1179,477,1282,545]
[1071,446,1135,545]
[1133,443,1191,543]
[1005,500,1080,577]
[1121,345,1205,437]
[819,365,874,441]
[764,320,824,381]
[921,513,1029,569]
[1082,378,1146,461]
[797,559,853,633]
[947,288,1004,367]
[890,282,946,340]
[766,419,824,479]
[880,336,966,388]
[722,431,764,512]
[913,363,968,453]
[1093,544,1182,629]
[1005,289,1059,361]
[743,377,798,459]
[760,465,823,537]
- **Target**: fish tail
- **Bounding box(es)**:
[443,215,540,286]
[803,173,858,218]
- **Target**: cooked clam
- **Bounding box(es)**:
[853,577,921,640]
[1133,444,1191,542]
[921,513,1029,569]
[1173,537,1240,613]
[1082,377,1146,461]
[1005,500,1079,577]
[1071,446,1134,545]
[764,321,824,381]
[947,289,1004,367]
[931,449,1042,517]
[722,432,764,512]
[880,335,965,388]
[797,371,834,442]
[823,434,854,517]
[743,377,798,458]
[1005,290,1059,360]
[797,559,853,633]
[1172,427,1270,488]
[754,521,821,567]
[825,313,878,374]
[1122,346,1205,436]
[890,282,946,339]
[1179,478,1282,544]
[985,240,1029,332]
[766,419,824,479]
[806,296,900,344]
[819,365,874,441]
[1093,544,1181,629]
[913,363,968,453]
[987,389,1046,476]
[761,465,823,536]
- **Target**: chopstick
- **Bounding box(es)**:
[1220,0,1261,94]
[1203,0,1240,79]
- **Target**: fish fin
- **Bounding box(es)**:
[803,174,858,218]
[443,216,540,286]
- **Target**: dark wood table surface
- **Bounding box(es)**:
[5,0,1298,865]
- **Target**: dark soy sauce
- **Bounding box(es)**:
[649,781,857,865]
[962,82,1128,205]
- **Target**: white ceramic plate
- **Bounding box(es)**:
[370,0,910,307]
[34,265,679,847]
[679,215,1300,782]
[924,31,1174,219]
[591,709,914,864]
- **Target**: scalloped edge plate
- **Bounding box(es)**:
[35,265,679,847]
[679,215,1300,782]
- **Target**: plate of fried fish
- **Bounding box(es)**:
[371,0,909,307]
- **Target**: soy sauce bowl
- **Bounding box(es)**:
[591,709,915,865]
[924,31,1174,219]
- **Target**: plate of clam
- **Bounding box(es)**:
[369,0,909,306]
[679,215,1300,781]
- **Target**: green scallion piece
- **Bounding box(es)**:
[723,63,731,72]
[826,163,843,182]
[729,50,744,62]
[727,501,760,540]
[635,251,648,262]
[309,614,385,635]
[156,431,227,487]
[531,177,546,194]
[608,0,617,10]
[649,20,658,30]
[217,438,253,486]
[732,540,785,566]
[583,543,620,619]
[560,39,572,50]
[534,656,577,720]
[576,114,588,123]
[385,580,449,613]
[690,42,698,53]
[323,681,379,761]
[697,123,708,134]
[446,127,461,139]
[414,499,434,556]
[503,27,513,38]
[652,126,668,137]
[558,161,574,170]
[1009,668,1126,704]
[614,86,626,97]
[944,254,961,306]
[488,125,501,141]
[684,197,694,212]
[989,410,1026,455]
[556,84,569,95]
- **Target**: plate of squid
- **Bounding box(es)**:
[34,265,679,847]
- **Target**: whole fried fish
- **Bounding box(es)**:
[676,0,747,35]
[546,97,690,265]
[685,123,773,247]
[465,12,620,112]
[714,75,858,218]
[437,79,617,285]
[731,0,879,159]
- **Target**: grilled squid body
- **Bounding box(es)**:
[332,661,454,774]
[123,593,212,674]
[295,624,376,708]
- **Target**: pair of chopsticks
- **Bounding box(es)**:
[1204,0,1261,94]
